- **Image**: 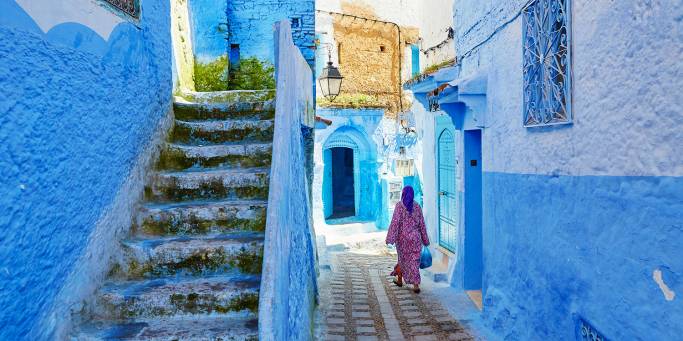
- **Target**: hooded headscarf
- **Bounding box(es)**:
[402,185,415,213]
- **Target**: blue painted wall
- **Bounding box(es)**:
[482,173,683,340]
[445,0,683,340]
[227,0,315,67]
[188,0,228,63]
[463,130,482,291]
[0,1,172,339]
[313,108,383,225]
[259,21,317,339]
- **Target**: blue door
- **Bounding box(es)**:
[438,129,457,252]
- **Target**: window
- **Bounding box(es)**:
[229,44,240,71]
[522,0,572,127]
[379,45,386,52]
[103,0,140,19]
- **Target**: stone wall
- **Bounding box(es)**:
[0,1,172,339]
[228,0,315,67]
[317,1,419,116]
[450,0,683,340]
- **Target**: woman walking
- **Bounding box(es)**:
[386,185,430,293]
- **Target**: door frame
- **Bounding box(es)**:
[329,147,356,217]
[463,129,483,290]
[323,137,360,218]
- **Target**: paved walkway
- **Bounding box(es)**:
[317,252,475,341]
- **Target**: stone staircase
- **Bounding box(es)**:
[72,91,275,340]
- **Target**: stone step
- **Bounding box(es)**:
[173,100,275,121]
[175,89,275,106]
[144,167,269,203]
[135,200,267,237]
[156,142,272,171]
[117,234,264,279]
[92,274,259,320]
[170,119,274,145]
[72,314,258,341]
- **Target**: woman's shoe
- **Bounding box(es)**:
[413,286,421,294]
[393,279,403,287]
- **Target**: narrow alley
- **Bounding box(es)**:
[314,224,484,341]
[1,0,681,340]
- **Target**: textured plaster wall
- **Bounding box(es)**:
[188,0,228,63]
[171,0,196,90]
[228,0,315,67]
[450,0,683,339]
[0,1,172,339]
[259,21,317,340]
[313,108,383,225]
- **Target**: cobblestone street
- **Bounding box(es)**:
[316,252,476,341]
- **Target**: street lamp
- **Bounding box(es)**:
[318,49,343,101]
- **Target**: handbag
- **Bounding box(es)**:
[419,245,432,269]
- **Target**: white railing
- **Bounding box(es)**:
[258,20,318,340]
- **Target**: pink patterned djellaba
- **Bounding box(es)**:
[386,188,430,285]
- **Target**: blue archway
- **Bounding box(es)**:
[322,126,376,221]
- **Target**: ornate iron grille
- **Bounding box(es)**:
[577,318,607,341]
[104,0,140,19]
[522,0,572,127]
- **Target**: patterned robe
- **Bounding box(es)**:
[386,202,430,284]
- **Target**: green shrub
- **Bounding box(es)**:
[317,93,385,109]
[193,56,229,92]
[228,57,276,90]
[191,56,275,92]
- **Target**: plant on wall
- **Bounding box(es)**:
[192,57,275,92]
[228,57,275,90]
[193,56,229,92]
[317,93,385,109]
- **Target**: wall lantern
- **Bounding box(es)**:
[318,49,344,101]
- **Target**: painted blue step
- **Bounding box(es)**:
[92,274,260,320]
[136,199,268,236]
[156,142,272,171]
[144,167,270,203]
[170,119,274,145]
[72,314,258,341]
[118,233,264,279]
[173,98,275,121]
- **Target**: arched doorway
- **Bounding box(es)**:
[322,126,375,222]
[329,147,355,218]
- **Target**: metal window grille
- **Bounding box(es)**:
[522,0,572,127]
[104,0,140,19]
